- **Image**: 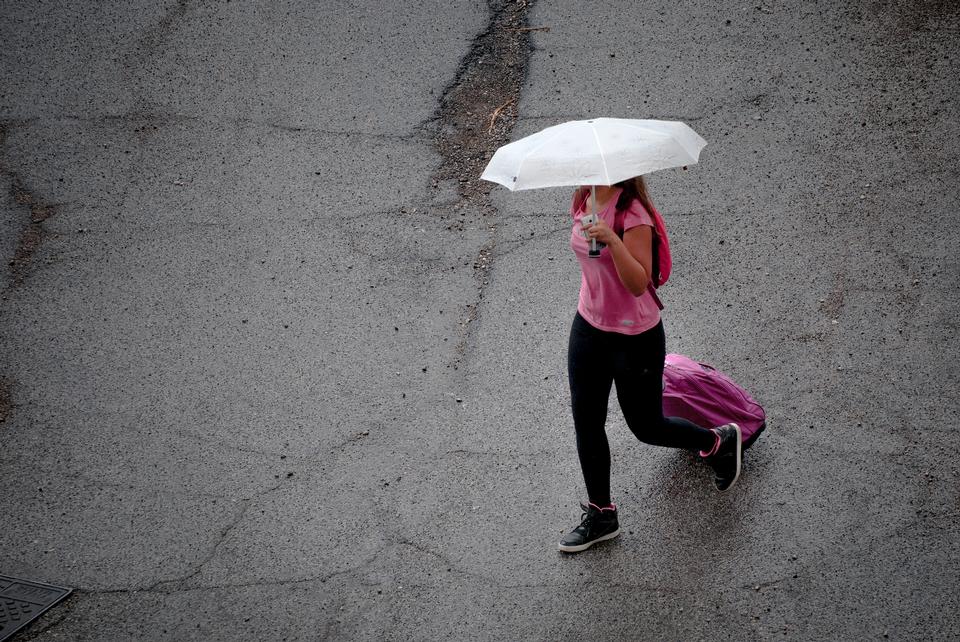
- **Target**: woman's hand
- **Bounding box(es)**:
[583,218,620,247]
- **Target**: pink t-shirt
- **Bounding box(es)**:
[569,186,661,335]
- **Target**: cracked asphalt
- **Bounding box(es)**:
[1,1,958,640]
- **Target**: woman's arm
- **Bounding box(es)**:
[584,220,654,297]
[608,225,653,297]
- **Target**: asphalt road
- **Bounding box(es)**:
[1,1,958,640]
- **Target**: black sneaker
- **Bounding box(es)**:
[706,423,742,492]
[558,502,620,553]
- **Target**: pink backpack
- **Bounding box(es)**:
[662,354,766,449]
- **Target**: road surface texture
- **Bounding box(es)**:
[1,0,958,640]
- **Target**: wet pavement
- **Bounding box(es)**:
[1,1,958,639]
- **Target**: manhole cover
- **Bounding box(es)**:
[0,575,72,641]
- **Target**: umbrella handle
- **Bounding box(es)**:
[589,185,601,258]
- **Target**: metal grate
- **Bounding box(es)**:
[0,575,72,641]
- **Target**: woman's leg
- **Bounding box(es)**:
[568,313,616,506]
[613,321,717,452]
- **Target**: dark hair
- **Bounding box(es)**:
[615,175,655,214]
[614,176,660,271]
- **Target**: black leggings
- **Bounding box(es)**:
[567,311,716,506]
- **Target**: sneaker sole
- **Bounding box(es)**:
[557,528,621,553]
[719,423,743,493]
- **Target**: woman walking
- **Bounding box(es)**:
[560,177,742,553]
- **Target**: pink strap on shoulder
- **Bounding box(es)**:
[646,202,672,287]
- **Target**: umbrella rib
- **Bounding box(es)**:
[618,122,698,159]
[589,121,611,185]
[514,127,567,184]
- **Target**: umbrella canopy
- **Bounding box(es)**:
[480,117,707,191]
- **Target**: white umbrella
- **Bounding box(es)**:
[480,117,707,255]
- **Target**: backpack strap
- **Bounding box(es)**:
[647,282,664,310]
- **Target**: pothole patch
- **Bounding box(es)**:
[0,125,60,288]
[429,0,537,364]
[0,378,11,425]
[432,0,534,203]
